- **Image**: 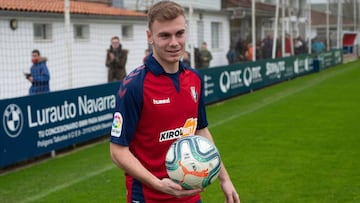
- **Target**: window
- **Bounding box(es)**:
[262,0,275,3]
[197,20,204,47]
[211,22,222,49]
[74,24,89,40]
[122,25,133,40]
[33,23,52,40]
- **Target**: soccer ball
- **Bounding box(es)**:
[165,135,221,189]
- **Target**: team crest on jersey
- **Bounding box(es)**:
[159,118,197,142]
[190,86,198,103]
[111,112,123,137]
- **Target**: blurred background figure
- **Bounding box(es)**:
[245,42,254,61]
[182,50,191,66]
[261,34,273,59]
[106,36,128,82]
[312,37,325,56]
[199,41,212,68]
[24,49,50,95]
[294,36,307,55]
[226,44,239,65]
[143,48,150,64]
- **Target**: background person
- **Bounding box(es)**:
[311,37,325,55]
[245,42,254,61]
[24,49,50,95]
[194,47,203,69]
[235,38,247,62]
[284,33,292,57]
[106,36,128,82]
[261,34,274,59]
[143,48,151,64]
[182,50,191,66]
[199,41,212,68]
[109,1,240,203]
[226,44,239,64]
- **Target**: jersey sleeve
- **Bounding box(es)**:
[195,70,208,130]
[110,67,145,146]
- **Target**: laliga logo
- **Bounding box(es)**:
[2,104,24,138]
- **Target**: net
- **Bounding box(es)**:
[0,11,148,99]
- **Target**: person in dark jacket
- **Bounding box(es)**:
[24,49,50,95]
[235,38,247,62]
[106,36,128,82]
[226,44,239,64]
[262,34,274,59]
[199,41,212,68]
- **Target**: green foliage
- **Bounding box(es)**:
[1,60,360,202]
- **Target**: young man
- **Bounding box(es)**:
[25,49,50,95]
[109,1,240,203]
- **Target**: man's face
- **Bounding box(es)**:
[111,39,120,49]
[147,15,186,67]
[31,52,40,62]
[201,43,207,49]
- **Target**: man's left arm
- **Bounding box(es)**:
[195,127,240,203]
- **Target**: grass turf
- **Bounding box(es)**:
[1,60,360,202]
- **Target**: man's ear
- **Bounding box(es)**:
[146,30,153,44]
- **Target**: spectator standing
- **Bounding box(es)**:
[194,47,202,69]
[284,33,292,57]
[226,45,239,64]
[24,49,50,95]
[106,36,128,82]
[294,36,307,55]
[245,42,254,61]
[262,34,273,59]
[199,41,212,68]
[143,49,150,64]
[311,37,325,55]
[182,51,191,66]
[235,38,247,62]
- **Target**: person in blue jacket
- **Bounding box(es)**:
[311,37,325,55]
[25,49,50,95]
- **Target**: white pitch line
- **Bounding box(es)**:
[21,164,116,203]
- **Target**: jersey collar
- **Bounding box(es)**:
[146,54,186,76]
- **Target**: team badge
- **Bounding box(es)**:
[190,86,198,103]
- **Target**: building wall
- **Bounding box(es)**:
[0,16,148,99]
[190,13,230,67]
[1,1,231,99]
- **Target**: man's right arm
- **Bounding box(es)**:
[109,143,201,197]
[110,143,160,187]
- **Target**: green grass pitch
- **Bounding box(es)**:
[1,60,360,202]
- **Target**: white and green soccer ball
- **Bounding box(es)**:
[165,135,221,189]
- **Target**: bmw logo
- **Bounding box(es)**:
[2,104,23,138]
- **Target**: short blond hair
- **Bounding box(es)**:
[147,1,185,30]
